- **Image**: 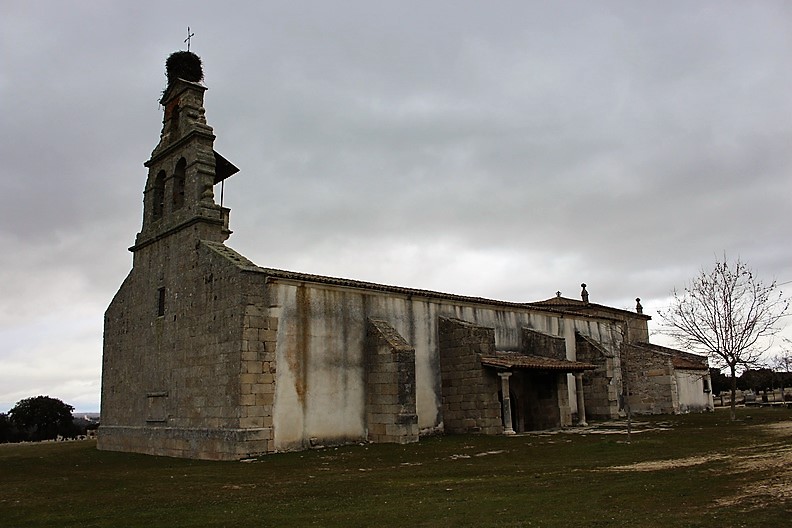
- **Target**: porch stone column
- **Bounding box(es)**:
[498,372,516,435]
[574,372,587,426]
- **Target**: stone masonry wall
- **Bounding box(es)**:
[237,266,278,454]
[509,371,570,430]
[522,328,566,359]
[622,344,677,415]
[364,319,419,444]
[99,238,274,460]
[555,372,572,427]
[437,317,502,434]
[575,332,619,419]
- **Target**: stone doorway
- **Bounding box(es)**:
[511,371,561,431]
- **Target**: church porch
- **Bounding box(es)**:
[480,353,596,433]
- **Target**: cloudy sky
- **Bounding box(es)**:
[2,1,790,412]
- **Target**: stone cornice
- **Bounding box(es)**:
[145,128,215,168]
[130,215,226,252]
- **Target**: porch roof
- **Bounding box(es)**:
[480,352,596,372]
[671,356,710,371]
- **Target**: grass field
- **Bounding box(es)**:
[2,408,790,527]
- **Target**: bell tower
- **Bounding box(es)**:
[101,51,266,460]
[132,51,238,253]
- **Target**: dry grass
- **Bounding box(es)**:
[594,415,792,514]
[604,453,732,471]
[2,408,791,527]
[711,421,792,510]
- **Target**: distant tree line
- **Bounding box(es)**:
[0,395,98,443]
[710,367,792,400]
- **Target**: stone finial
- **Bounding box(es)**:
[556,291,562,298]
[636,298,643,314]
[581,283,589,303]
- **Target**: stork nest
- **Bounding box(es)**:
[165,51,203,85]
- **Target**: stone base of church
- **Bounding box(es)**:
[97,425,272,460]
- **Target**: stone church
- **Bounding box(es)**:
[98,52,713,460]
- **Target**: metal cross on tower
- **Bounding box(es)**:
[184,27,195,51]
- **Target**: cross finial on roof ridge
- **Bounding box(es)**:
[184,26,195,51]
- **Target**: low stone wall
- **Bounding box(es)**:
[97,425,271,460]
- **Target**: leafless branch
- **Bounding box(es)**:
[658,256,789,419]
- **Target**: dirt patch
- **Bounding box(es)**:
[711,421,792,510]
[528,420,674,436]
[761,420,792,435]
[605,454,730,472]
[599,419,792,510]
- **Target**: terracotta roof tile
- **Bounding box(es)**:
[480,352,596,372]
[671,356,710,371]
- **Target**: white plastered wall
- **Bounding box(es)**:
[268,280,623,451]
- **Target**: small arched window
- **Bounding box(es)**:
[172,158,186,210]
[152,170,166,220]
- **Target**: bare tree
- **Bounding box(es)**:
[772,339,792,372]
[772,339,792,399]
[659,257,789,420]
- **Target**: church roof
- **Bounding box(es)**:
[480,352,596,372]
[202,241,634,322]
[529,295,651,320]
[628,342,710,370]
[671,356,710,371]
